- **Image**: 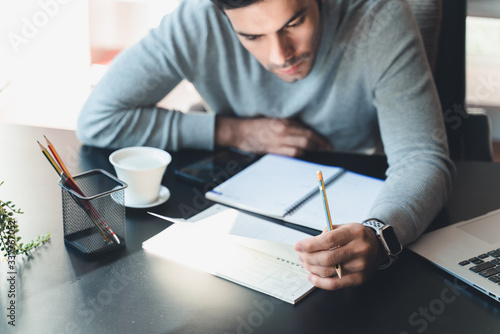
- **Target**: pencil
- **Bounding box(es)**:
[38,138,120,245]
[40,137,83,195]
[317,170,342,280]
[38,140,114,244]
[38,141,62,175]
[38,140,112,243]
[44,135,78,186]
[38,141,83,196]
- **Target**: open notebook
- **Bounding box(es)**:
[143,204,315,304]
[205,154,384,230]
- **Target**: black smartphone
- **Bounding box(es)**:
[174,149,257,188]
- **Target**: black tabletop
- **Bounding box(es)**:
[1,123,500,334]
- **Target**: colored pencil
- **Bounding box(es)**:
[38,141,84,196]
[38,140,111,243]
[44,135,77,186]
[38,141,62,175]
[317,170,342,280]
[38,138,120,245]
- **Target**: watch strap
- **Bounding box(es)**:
[362,218,386,232]
[362,218,399,270]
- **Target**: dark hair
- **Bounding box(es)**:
[211,0,262,10]
[211,0,322,12]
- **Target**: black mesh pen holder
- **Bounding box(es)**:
[59,169,127,257]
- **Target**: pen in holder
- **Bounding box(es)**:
[59,169,127,257]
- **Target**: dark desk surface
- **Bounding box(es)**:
[1,123,500,334]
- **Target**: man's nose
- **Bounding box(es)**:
[268,33,294,66]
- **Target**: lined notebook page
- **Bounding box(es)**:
[206,154,343,218]
[284,172,384,229]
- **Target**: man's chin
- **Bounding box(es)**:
[272,69,311,83]
[276,75,301,83]
[271,61,313,83]
[273,70,310,83]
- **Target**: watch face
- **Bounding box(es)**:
[381,226,402,255]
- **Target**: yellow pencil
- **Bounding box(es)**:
[38,141,62,175]
[317,170,342,280]
[44,135,78,186]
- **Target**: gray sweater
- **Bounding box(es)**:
[77,0,455,245]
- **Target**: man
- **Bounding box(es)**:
[77,0,454,290]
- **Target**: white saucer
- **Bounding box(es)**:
[124,186,171,209]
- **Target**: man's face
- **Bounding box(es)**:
[225,0,323,83]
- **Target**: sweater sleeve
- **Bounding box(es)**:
[76,1,216,151]
[361,1,455,246]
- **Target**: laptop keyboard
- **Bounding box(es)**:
[459,249,500,284]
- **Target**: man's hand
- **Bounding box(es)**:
[294,223,384,290]
[215,116,331,157]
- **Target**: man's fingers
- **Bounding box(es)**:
[300,262,339,278]
[307,273,365,291]
[295,225,354,253]
[295,224,381,291]
[266,145,304,157]
[300,251,368,274]
[233,117,331,155]
[273,118,331,150]
[281,128,331,151]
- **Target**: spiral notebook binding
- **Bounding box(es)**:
[283,170,346,217]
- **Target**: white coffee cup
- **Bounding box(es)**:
[109,146,172,206]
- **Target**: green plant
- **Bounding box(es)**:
[0,182,50,257]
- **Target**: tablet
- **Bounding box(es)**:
[174,149,256,188]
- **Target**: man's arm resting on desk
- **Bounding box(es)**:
[215,116,331,157]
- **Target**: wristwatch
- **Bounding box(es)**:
[362,219,403,269]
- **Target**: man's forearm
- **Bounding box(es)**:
[215,116,238,148]
[214,116,331,156]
